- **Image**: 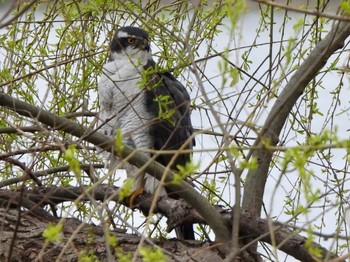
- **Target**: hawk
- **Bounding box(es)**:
[98,26,195,240]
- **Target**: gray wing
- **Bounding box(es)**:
[145,68,196,240]
[145,71,195,170]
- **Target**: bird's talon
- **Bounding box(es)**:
[129,187,144,207]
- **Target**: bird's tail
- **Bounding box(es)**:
[175,224,195,240]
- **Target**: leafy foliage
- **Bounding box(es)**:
[1,0,350,260]
[139,247,166,262]
[43,222,63,243]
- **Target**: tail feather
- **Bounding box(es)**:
[175,224,195,240]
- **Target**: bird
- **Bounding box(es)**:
[97,26,195,240]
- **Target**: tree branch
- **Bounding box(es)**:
[242,17,350,217]
[0,92,231,242]
[255,0,350,22]
[0,164,104,188]
[0,186,339,261]
[0,206,230,262]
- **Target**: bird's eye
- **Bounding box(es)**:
[127,38,135,44]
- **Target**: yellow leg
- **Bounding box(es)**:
[129,186,144,207]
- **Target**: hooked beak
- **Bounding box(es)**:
[138,38,150,52]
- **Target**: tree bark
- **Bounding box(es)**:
[0,207,229,262]
[0,186,340,261]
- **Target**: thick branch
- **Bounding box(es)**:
[0,187,339,261]
[242,18,350,216]
[0,207,230,262]
[0,164,104,188]
[0,92,231,242]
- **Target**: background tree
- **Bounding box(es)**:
[1,0,350,261]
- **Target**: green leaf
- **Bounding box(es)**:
[154,95,176,125]
[173,161,200,184]
[119,178,134,201]
[64,144,81,179]
[115,128,124,154]
[107,233,118,247]
[116,252,132,262]
[238,156,258,171]
[43,222,63,243]
[304,226,323,258]
[78,251,99,262]
[139,247,166,262]
[340,0,350,15]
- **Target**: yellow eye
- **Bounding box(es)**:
[127,38,135,44]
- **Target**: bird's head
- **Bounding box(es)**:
[109,26,152,65]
